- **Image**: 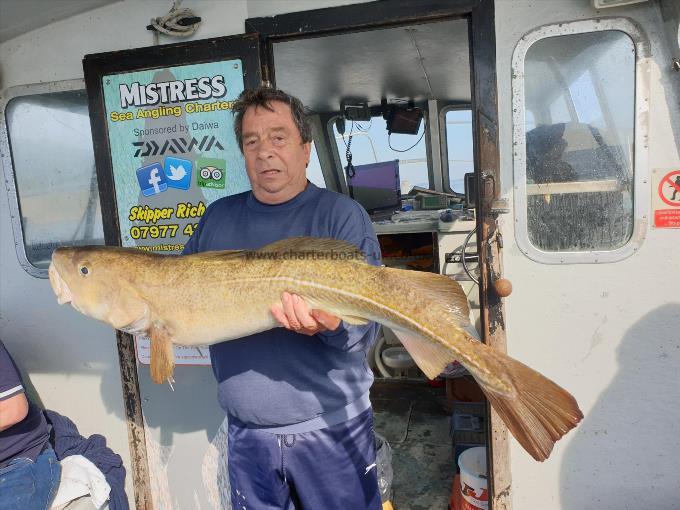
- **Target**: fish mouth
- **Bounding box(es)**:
[48,262,73,305]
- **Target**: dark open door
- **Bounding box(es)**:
[82,34,263,508]
[247,1,510,508]
[468,2,513,508]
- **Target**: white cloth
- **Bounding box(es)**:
[50,455,111,510]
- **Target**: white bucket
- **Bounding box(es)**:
[458,446,488,510]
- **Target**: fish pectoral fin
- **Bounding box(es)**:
[108,291,149,333]
[119,307,151,335]
[471,346,584,462]
[391,329,455,380]
[149,324,175,384]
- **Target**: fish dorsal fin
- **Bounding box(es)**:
[395,269,471,324]
[193,250,247,260]
[256,237,366,261]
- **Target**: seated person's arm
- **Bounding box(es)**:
[1,341,31,431]
[0,393,29,432]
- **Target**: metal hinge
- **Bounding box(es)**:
[490,198,510,215]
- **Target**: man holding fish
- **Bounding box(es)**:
[182,87,384,510]
[49,87,583,504]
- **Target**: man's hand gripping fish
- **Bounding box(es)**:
[48,237,582,461]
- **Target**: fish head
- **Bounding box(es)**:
[49,246,150,332]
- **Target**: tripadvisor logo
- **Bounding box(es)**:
[196,158,226,189]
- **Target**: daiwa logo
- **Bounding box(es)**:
[133,136,224,157]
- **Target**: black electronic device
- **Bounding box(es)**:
[464,172,476,208]
[335,117,346,135]
[386,105,423,135]
[341,100,371,121]
[347,160,402,219]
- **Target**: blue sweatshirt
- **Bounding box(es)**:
[183,183,381,431]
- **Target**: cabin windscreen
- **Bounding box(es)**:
[5,90,105,270]
[522,30,635,252]
[332,114,429,195]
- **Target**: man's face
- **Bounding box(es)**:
[241,101,311,204]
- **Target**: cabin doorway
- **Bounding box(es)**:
[247,0,506,506]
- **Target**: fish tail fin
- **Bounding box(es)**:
[150,325,175,384]
[391,329,582,461]
[383,269,582,460]
[476,347,583,461]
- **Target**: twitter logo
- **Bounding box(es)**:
[163,157,192,190]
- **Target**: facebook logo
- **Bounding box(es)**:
[163,157,192,190]
[136,163,168,197]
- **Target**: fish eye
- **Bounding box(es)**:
[79,266,90,276]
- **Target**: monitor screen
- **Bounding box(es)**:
[347,160,401,218]
[387,107,423,135]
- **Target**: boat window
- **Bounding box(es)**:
[307,141,326,188]
[514,27,638,260]
[443,108,473,193]
[4,89,105,274]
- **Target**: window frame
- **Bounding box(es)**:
[0,79,92,278]
[511,18,650,264]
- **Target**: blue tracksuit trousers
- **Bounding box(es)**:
[227,409,382,510]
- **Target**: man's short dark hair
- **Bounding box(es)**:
[232,87,312,152]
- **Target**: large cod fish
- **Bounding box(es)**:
[48,237,582,461]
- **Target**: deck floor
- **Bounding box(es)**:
[371,379,455,510]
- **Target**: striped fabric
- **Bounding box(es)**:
[0,384,23,400]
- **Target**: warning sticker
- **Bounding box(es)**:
[652,169,680,228]
[134,335,211,366]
